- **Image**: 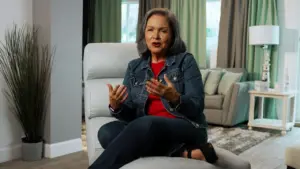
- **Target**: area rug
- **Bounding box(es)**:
[207,126,275,155]
[81,122,275,155]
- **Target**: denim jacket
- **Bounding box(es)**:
[110,52,208,129]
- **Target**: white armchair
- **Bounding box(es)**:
[83,43,138,164]
[83,43,251,169]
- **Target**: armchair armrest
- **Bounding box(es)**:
[221,81,254,126]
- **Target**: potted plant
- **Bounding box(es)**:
[0,24,54,161]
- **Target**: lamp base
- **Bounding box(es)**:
[261,45,271,88]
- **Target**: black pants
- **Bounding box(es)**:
[89,116,207,169]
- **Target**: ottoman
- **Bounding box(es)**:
[122,147,251,169]
[285,144,300,169]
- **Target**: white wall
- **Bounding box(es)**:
[33,0,83,158]
[0,0,33,163]
[0,0,83,162]
[48,0,83,144]
[277,0,300,122]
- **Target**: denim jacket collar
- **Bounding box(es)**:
[141,54,176,69]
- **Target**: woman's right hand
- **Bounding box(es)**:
[107,84,128,110]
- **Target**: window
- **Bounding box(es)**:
[121,0,139,42]
[206,0,221,68]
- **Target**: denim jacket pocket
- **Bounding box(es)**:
[130,76,146,100]
[167,69,184,93]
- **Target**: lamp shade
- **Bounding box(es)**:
[249,25,280,45]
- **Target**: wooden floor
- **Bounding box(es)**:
[0,127,299,169]
[0,151,88,169]
[239,127,300,169]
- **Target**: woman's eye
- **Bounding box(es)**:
[160,29,168,33]
[147,29,153,32]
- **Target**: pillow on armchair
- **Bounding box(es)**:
[217,72,243,95]
[200,69,210,85]
[204,70,223,95]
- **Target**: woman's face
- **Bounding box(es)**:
[145,14,171,56]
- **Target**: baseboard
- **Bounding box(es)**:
[0,144,21,163]
[44,138,82,158]
[295,122,300,127]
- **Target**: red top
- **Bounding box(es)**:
[147,61,175,118]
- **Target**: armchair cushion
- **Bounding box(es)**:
[84,43,138,81]
[121,147,251,169]
[200,69,210,84]
[204,70,223,95]
[205,95,224,109]
[85,78,123,118]
[122,157,222,169]
[218,72,243,95]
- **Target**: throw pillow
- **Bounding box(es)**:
[218,72,243,95]
[200,69,210,85]
[204,70,223,95]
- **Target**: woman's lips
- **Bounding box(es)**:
[152,42,161,47]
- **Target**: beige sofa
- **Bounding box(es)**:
[200,68,253,126]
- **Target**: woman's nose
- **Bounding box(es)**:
[153,31,160,39]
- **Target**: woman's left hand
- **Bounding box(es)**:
[146,74,180,103]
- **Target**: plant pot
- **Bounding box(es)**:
[22,140,43,161]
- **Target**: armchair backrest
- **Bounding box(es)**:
[83,43,139,119]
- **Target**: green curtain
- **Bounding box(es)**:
[171,0,207,68]
[246,0,279,119]
[92,0,122,42]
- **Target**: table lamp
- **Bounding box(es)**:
[249,25,280,88]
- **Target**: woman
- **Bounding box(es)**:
[89,8,218,169]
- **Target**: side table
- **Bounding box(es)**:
[248,90,297,135]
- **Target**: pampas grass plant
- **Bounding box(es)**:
[0,24,54,144]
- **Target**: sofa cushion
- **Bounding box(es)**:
[204,70,223,95]
[200,69,210,84]
[205,95,224,109]
[218,72,242,95]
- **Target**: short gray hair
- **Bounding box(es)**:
[137,8,186,58]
